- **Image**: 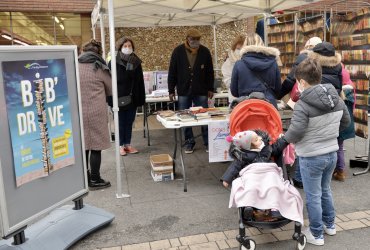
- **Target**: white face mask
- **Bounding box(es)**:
[234,49,241,56]
[258,141,265,150]
[121,47,133,55]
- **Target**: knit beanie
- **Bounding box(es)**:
[226,130,256,151]
[305,36,322,49]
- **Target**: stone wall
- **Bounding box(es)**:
[107,18,253,72]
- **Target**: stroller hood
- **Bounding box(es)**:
[229,99,282,143]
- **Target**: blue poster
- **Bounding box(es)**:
[2,59,75,187]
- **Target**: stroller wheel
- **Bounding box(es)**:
[240,239,256,250]
[296,235,307,250]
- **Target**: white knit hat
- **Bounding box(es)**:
[304,36,322,49]
[305,37,322,49]
[231,131,257,151]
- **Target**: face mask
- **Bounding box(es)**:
[234,49,241,56]
[258,141,265,150]
[121,47,133,55]
[297,81,305,93]
[188,38,200,49]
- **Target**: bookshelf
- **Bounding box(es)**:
[267,13,325,78]
[298,15,326,52]
[267,16,303,78]
[331,8,370,139]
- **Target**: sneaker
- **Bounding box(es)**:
[89,178,111,190]
[333,170,345,181]
[323,224,336,236]
[184,144,194,154]
[119,146,126,156]
[124,146,139,154]
[304,228,324,246]
[205,145,209,153]
[292,179,303,189]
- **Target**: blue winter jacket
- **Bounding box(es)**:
[230,45,281,108]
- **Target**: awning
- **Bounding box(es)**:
[95,0,324,27]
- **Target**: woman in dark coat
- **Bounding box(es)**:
[230,33,282,108]
[78,39,112,190]
[110,37,145,156]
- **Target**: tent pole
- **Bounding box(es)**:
[99,13,106,60]
[212,22,218,76]
[107,0,130,199]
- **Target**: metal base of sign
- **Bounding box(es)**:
[0,204,114,250]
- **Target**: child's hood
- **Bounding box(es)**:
[299,83,340,111]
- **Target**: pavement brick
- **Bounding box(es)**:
[336,214,350,222]
[164,248,178,250]
[225,239,239,248]
[344,211,369,220]
[122,242,150,250]
[189,242,219,250]
[215,240,229,249]
[205,232,227,241]
[259,227,282,234]
[272,229,295,241]
[364,210,370,215]
[248,227,262,236]
[101,247,122,250]
[335,224,344,232]
[178,246,190,250]
[337,220,367,230]
[335,216,343,223]
[150,239,171,250]
[360,219,370,227]
[223,229,238,239]
[252,233,278,244]
[280,222,294,231]
[179,234,208,246]
[170,238,182,247]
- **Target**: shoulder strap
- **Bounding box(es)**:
[253,71,270,90]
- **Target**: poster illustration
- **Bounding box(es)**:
[208,120,233,163]
[2,59,75,187]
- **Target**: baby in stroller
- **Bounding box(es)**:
[222,97,306,249]
[221,129,290,222]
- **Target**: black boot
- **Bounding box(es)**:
[89,178,111,190]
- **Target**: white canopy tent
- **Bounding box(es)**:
[91,0,323,197]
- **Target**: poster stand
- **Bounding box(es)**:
[0,46,115,248]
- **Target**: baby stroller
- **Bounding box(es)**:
[229,97,307,250]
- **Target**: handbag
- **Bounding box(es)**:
[290,81,300,102]
[118,81,134,108]
[118,95,132,107]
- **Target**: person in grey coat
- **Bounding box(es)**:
[78,39,112,190]
[284,58,350,246]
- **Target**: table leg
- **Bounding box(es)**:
[178,128,187,192]
[173,129,177,174]
[143,104,147,138]
[143,104,151,146]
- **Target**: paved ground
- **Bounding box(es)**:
[70,116,370,250]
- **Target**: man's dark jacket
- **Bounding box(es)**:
[168,44,214,96]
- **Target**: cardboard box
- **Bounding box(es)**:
[150,154,174,182]
[151,170,174,182]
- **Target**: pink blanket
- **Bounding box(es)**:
[229,162,304,225]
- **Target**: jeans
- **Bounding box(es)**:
[294,158,302,182]
[336,139,345,171]
[118,107,137,146]
[299,152,337,237]
[178,95,208,146]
